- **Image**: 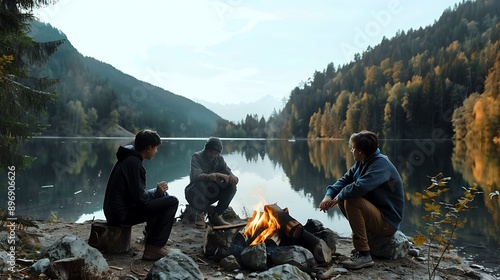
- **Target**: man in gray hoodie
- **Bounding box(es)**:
[185,137,239,227]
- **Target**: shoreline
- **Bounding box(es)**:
[3,219,499,279]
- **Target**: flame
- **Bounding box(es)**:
[243,206,281,246]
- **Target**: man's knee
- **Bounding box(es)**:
[345,197,373,209]
[169,196,179,208]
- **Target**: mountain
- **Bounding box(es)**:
[196,95,284,123]
[28,21,221,137]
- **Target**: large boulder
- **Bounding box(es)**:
[256,264,312,280]
[368,230,410,260]
[41,234,108,273]
[145,248,203,280]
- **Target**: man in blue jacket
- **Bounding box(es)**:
[103,129,179,261]
[319,130,404,269]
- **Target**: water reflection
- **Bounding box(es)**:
[6,137,499,272]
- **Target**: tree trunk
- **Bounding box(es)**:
[88,221,132,254]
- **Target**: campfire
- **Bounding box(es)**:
[242,204,282,246]
[241,204,304,247]
[203,203,335,272]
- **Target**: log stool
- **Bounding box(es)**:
[88,220,132,254]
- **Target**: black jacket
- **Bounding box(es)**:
[103,145,159,224]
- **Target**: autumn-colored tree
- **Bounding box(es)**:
[412,173,480,280]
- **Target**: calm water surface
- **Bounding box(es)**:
[6,137,500,274]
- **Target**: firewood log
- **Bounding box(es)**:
[297,229,332,263]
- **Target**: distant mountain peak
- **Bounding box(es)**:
[196,95,283,122]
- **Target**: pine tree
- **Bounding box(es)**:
[0,0,64,170]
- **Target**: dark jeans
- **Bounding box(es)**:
[107,191,179,247]
[185,181,237,215]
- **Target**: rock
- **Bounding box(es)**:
[334,267,349,274]
[0,251,13,273]
[256,264,312,280]
[444,266,465,275]
[465,270,498,280]
[408,247,420,257]
[367,230,410,260]
[269,245,316,272]
[41,234,108,273]
[303,219,326,233]
[28,258,50,277]
[240,243,267,271]
[416,256,427,262]
[145,248,203,280]
[313,228,337,253]
[220,255,241,270]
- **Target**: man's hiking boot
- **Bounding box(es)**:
[342,251,374,269]
[195,212,206,228]
[208,213,231,226]
[142,244,168,261]
[205,205,231,226]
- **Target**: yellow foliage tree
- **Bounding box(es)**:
[412,173,480,280]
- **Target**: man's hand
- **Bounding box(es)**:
[319,194,338,212]
[156,181,169,195]
[208,173,238,186]
[208,173,225,182]
[228,174,239,186]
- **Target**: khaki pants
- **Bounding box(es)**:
[338,197,396,252]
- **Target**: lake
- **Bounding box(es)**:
[6,137,500,273]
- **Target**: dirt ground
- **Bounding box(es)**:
[10,218,498,280]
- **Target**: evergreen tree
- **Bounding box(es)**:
[0,0,64,169]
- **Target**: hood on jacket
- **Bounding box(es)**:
[116,145,141,161]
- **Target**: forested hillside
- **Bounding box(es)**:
[266,0,500,141]
[28,21,221,137]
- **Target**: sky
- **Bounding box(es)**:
[35,0,464,105]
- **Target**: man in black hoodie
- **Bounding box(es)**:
[103,129,179,261]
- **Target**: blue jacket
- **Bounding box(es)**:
[326,148,404,230]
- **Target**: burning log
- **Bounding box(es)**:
[242,211,268,245]
[263,204,303,243]
[232,231,248,247]
[243,204,302,246]
[263,231,281,248]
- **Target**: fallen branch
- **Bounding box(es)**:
[129,260,147,277]
[211,222,248,231]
